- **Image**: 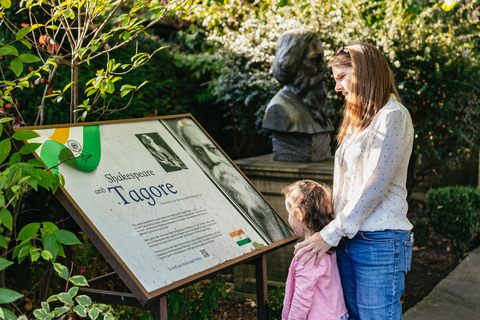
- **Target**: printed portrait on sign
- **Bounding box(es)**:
[164,118,294,243]
[136,132,187,173]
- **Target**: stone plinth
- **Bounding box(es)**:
[272,131,331,162]
[232,154,334,296]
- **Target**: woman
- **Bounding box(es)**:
[294,42,414,319]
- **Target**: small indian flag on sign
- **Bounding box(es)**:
[229,229,252,247]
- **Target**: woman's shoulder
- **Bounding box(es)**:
[374,95,412,124]
[381,95,410,115]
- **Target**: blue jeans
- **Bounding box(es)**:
[336,230,413,320]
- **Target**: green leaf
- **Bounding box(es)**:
[10,59,23,77]
[47,294,58,303]
[9,152,21,166]
[30,247,41,262]
[33,308,48,319]
[16,26,31,40]
[53,230,81,245]
[88,306,99,320]
[19,142,41,155]
[276,0,290,7]
[0,45,18,57]
[21,40,32,49]
[42,233,58,261]
[0,138,12,165]
[12,130,40,141]
[0,209,12,230]
[54,306,69,317]
[0,257,13,272]
[122,31,131,41]
[73,305,87,317]
[41,302,50,312]
[69,275,89,287]
[57,292,73,305]
[0,0,12,9]
[0,288,23,304]
[0,307,17,320]
[27,159,46,167]
[62,81,75,93]
[68,286,79,298]
[53,263,69,280]
[104,313,115,320]
[42,221,58,234]
[75,295,92,307]
[12,241,30,259]
[18,244,32,260]
[137,80,148,90]
[18,222,40,241]
[41,250,53,261]
[18,54,41,63]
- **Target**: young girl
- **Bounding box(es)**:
[282,180,348,320]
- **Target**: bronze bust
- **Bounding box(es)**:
[263,29,333,162]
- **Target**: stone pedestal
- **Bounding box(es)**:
[272,131,331,162]
[232,154,334,296]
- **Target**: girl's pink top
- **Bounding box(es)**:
[282,251,347,320]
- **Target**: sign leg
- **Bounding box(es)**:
[255,255,268,320]
[152,295,168,320]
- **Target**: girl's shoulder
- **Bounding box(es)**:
[293,251,334,274]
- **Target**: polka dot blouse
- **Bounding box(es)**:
[320,95,414,247]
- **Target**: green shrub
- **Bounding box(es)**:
[411,218,431,248]
[266,287,285,320]
[426,186,480,249]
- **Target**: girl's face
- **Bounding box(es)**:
[285,199,305,237]
[332,66,353,100]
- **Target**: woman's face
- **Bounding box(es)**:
[332,66,353,100]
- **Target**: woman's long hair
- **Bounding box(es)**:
[328,42,402,143]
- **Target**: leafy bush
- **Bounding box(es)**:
[266,287,285,320]
[426,186,480,250]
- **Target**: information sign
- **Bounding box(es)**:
[20,115,295,304]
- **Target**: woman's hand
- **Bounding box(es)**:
[294,232,331,267]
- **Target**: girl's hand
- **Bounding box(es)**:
[294,232,331,267]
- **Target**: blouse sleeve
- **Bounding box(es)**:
[288,258,326,320]
[320,107,413,246]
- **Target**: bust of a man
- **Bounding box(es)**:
[262,29,333,162]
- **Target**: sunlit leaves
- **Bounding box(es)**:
[0,0,12,9]
[441,0,457,11]
[0,45,17,57]
[15,26,31,40]
[12,130,40,141]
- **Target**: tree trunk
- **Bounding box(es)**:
[71,59,79,124]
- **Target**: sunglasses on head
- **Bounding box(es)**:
[335,46,350,56]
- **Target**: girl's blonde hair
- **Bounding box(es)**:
[328,42,402,143]
[282,180,334,233]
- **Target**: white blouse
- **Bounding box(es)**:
[320,95,414,247]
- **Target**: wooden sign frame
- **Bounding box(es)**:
[16,114,297,306]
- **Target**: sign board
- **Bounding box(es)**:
[20,115,295,304]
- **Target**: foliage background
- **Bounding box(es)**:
[1,0,479,318]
